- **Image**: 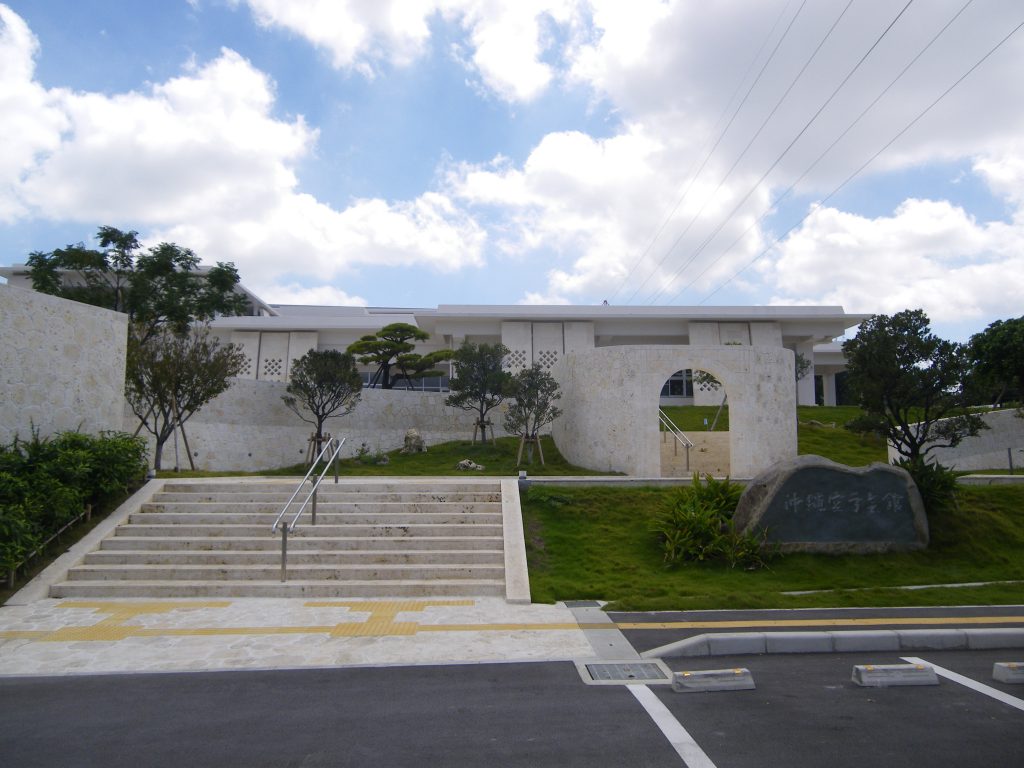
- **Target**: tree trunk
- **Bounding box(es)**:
[153,439,164,471]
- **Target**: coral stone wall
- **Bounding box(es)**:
[887,409,1024,471]
[0,285,128,444]
[134,379,512,471]
[552,345,797,478]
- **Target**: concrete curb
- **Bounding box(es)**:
[642,628,1024,658]
[501,479,531,604]
[5,478,166,605]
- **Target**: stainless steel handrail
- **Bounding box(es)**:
[659,409,693,472]
[271,436,346,582]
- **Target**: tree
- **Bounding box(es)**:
[346,323,452,390]
[27,226,248,343]
[968,316,1024,409]
[504,364,563,465]
[282,350,363,455]
[842,309,987,464]
[445,341,512,443]
[125,325,246,470]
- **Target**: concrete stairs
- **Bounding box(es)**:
[660,431,731,477]
[49,479,524,599]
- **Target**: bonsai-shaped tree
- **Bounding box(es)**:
[445,341,512,444]
[282,350,363,456]
[347,322,452,389]
[504,363,563,465]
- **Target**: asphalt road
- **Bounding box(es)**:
[3,650,1022,768]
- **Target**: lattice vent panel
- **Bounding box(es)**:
[536,350,559,369]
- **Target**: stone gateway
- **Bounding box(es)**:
[732,455,928,553]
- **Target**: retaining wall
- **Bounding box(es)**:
[1,285,128,444]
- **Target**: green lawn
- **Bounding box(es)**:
[660,404,888,466]
[521,483,1024,610]
[158,436,611,479]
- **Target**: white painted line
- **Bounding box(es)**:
[628,684,717,768]
[901,656,1024,712]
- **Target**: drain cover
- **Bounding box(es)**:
[564,600,602,608]
[584,662,670,684]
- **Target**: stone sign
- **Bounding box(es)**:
[732,455,928,553]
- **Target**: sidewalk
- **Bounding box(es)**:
[0,596,596,676]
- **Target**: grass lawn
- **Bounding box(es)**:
[521,483,1024,610]
[158,436,611,479]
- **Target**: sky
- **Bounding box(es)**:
[1,0,1023,342]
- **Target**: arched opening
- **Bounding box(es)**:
[658,368,731,477]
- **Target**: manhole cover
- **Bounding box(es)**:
[585,662,669,682]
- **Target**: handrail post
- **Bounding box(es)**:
[311,487,318,526]
[279,524,288,582]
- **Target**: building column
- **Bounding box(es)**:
[822,372,837,407]
[795,342,816,407]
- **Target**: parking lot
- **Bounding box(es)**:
[2,648,1020,767]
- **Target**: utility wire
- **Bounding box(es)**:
[646,0,916,305]
[617,0,811,304]
[664,0,977,304]
[696,15,1024,305]
[607,0,798,303]
[631,0,855,305]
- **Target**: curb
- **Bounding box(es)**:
[642,628,1024,658]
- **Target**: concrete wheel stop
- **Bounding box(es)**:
[852,663,938,687]
[671,667,756,692]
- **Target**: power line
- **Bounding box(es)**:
[664,0,977,304]
[646,0,916,305]
[634,0,856,305]
[617,0,811,304]
[606,0,798,303]
[696,15,1024,305]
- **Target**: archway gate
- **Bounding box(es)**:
[551,345,796,478]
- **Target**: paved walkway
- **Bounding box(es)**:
[0,597,597,675]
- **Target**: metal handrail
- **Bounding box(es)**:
[271,436,345,582]
[659,409,692,472]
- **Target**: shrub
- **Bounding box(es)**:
[653,474,770,569]
[896,458,959,516]
[0,430,147,585]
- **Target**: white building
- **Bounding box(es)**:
[207,301,866,408]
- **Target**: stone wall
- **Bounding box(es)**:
[133,379,514,471]
[0,285,128,444]
[552,345,797,478]
[888,409,1024,471]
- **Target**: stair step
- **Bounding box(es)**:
[163,482,501,494]
[153,492,502,503]
[66,564,505,581]
[130,512,503,526]
[115,524,503,538]
[84,549,505,566]
[140,502,501,515]
[99,536,504,552]
[49,579,508,598]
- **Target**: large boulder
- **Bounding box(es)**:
[733,455,928,553]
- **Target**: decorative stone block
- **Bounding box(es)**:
[733,455,928,553]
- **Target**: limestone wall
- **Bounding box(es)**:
[552,345,796,478]
[0,285,128,444]
[134,379,513,471]
[888,409,1024,471]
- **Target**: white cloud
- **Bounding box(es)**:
[1,6,487,294]
[768,198,1024,328]
[257,283,367,306]
[0,7,68,221]
[235,0,582,102]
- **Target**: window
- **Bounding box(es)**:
[660,370,693,398]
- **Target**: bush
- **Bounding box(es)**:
[0,430,147,583]
[896,458,959,516]
[653,474,771,569]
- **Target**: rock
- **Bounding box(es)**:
[732,455,928,553]
[399,428,426,455]
[456,459,485,471]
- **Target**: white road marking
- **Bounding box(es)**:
[628,684,718,768]
[901,656,1024,712]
